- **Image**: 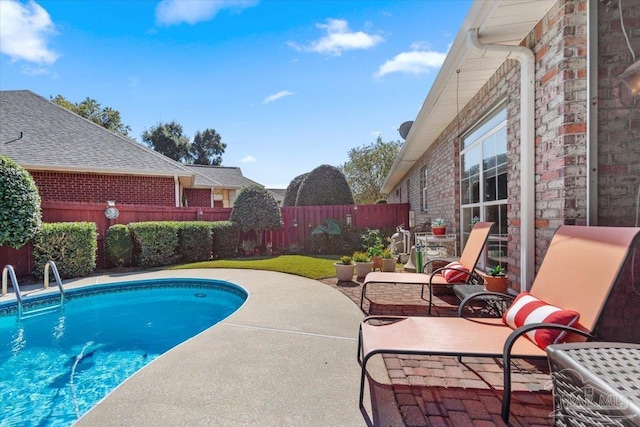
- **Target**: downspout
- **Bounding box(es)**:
[467,28,535,291]
[174,174,180,207]
[587,0,597,225]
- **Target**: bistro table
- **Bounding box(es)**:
[545,342,640,426]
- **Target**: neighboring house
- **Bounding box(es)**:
[184,164,263,208]
[267,188,286,206]
[383,0,640,291]
[0,90,265,208]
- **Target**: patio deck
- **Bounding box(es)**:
[321,275,555,426]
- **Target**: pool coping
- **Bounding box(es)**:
[2,269,400,426]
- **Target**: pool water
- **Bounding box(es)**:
[0,279,247,427]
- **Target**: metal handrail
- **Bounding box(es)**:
[2,265,23,316]
[44,261,65,305]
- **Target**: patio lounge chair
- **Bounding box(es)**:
[357,225,640,423]
[360,221,494,314]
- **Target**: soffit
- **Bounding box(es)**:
[382,0,557,194]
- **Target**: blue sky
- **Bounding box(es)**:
[0,0,472,188]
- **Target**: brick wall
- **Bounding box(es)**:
[597,0,640,226]
[184,188,211,207]
[30,171,176,206]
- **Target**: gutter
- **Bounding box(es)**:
[467,28,535,291]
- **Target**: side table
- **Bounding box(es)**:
[546,342,640,427]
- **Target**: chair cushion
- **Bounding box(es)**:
[502,292,580,350]
[441,261,470,283]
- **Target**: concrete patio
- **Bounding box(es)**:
[1,268,555,426]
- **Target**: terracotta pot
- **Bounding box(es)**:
[484,275,508,293]
[432,226,447,236]
[372,255,383,271]
[381,258,397,272]
[334,263,355,282]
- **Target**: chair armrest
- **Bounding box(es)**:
[457,291,515,317]
[503,323,595,354]
[362,315,408,324]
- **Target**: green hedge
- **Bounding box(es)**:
[105,224,133,267]
[211,221,240,258]
[129,222,179,268]
[32,222,97,279]
[177,221,212,262]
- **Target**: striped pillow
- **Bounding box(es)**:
[441,261,470,283]
[502,292,580,350]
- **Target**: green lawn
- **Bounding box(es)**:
[171,255,340,280]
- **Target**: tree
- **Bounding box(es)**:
[295,164,354,206]
[230,186,282,247]
[142,121,190,162]
[0,155,42,249]
[51,95,132,137]
[341,136,403,204]
[283,173,308,207]
[190,128,226,165]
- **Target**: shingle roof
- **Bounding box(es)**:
[185,164,261,189]
[0,90,194,184]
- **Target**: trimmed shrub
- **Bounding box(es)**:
[295,164,354,206]
[283,173,308,207]
[105,224,133,267]
[177,221,212,262]
[0,155,42,249]
[32,222,97,279]
[230,186,282,250]
[211,221,240,258]
[129,222,179,268]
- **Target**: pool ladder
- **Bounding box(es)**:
[2,261,66,318]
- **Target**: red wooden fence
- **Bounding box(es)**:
[0,201,409,276]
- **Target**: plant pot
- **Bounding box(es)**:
[381,258,397,272]
[334,263,355,282]
[354,261,374,280]
[432,226,447,236]
[372,255,383,271]
[484,275,509,293]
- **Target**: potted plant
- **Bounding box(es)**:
[352,251,374,280]
[485,265,508,293]
[362,228,385,271]
[334,255,355,282]
[431,218,447,236]
[380,249,397,272]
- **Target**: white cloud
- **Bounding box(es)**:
[155,0,258,26]
[290,18,383,56]
[375,49,446,78]
[240,155,257,163]
[263,90,295,104]
[0,0,59,64]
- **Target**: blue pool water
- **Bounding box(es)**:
[0,278,247,427]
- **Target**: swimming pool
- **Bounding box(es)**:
[0,278,247,427]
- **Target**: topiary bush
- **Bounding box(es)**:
[177,221,212,262]
[129,222,179,268]
[0,155,42,249]
[105,224,133,267]
[211,221,240,258]
[295,164,354,206]
[230,186,282,249]
[283,173,308,207]
[32,222,97,279]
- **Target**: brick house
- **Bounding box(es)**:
[0,90,265,209]
[383,0,640,291]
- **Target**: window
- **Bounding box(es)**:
[421,168,428,211]
[460,107,507,270]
